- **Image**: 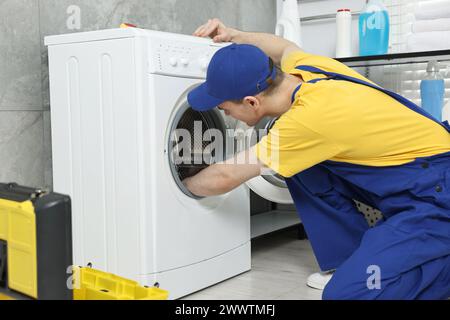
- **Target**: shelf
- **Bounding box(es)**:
[336,50,450,68]
[251,210,300,239]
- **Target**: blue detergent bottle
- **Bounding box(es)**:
[421,61,445,121]
[359,0,390,56]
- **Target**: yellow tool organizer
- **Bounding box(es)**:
[73,266,168,300]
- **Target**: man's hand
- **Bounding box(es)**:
[193,18,238,43]
[183,147,266,197]
[193,18,301,65]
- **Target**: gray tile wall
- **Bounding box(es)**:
[0,0,276,190]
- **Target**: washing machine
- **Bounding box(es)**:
[45,28,294,299]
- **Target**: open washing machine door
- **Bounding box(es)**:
[236,118,293,205]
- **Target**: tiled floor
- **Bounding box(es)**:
[183,228,323,300]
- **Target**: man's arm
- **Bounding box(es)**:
[194,18,301,66]
[183,147,265,197]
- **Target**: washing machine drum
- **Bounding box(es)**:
[168,106,226,198]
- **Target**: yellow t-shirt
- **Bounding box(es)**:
[256,51,450,178]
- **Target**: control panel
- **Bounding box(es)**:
[148,37,228,78]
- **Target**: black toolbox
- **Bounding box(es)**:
[0,183,72,300]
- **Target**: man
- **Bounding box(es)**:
[183,19,450,300]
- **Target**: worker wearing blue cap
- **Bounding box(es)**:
[184,19,450,300]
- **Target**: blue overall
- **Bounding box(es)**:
[287,66,450,300]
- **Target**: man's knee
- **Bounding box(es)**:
[322,263,450,300]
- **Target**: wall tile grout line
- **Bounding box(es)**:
[38,0,47,189]
[0,108,49,111]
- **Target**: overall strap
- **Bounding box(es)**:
[294,65,450,132]
[291,84,302,103]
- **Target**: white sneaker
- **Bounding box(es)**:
[306,271,334,290]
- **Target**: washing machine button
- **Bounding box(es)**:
[180,58,189,67]
[169,57,178,67]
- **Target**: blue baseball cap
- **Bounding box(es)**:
[188,44,276,111]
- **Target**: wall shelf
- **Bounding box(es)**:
[336,50,450,68]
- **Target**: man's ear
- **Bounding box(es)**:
[243,96,260,110]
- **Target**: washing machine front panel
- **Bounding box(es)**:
[145,74,250,274]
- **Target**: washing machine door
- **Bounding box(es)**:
[236,118,293,204]
[168,100,228,199]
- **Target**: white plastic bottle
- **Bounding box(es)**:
[336,9,353,58]
[442,100,450,122]
[442,65,450,122]
[276,0,302,47]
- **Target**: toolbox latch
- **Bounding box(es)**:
[0,183,49,201]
